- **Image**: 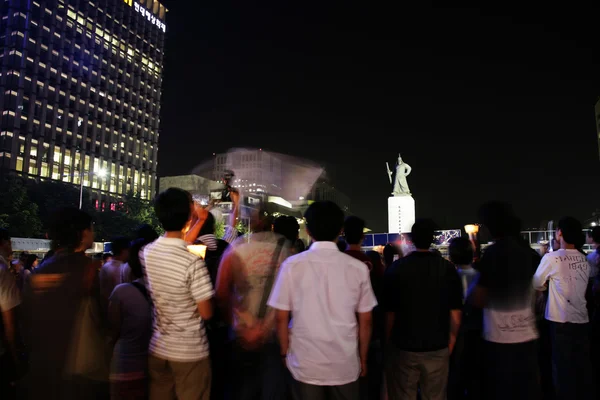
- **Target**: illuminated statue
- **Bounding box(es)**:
[386,154,412,196]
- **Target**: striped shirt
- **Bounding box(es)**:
[140,237,214,362]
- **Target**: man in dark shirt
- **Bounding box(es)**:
[344,216,372,270]
[383,218,463,400]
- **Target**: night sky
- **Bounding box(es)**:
[157,2,600,232]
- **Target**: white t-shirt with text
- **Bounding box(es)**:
[533,249,590,324]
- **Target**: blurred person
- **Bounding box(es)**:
[344,216,372,270]
[534,217,593,400]
[447,236,482,400]
[100,237,131,303]
[383,243,401,269]
[587,226,600,280]
[337,237,348,252]
[268,201,377,400]
[103,252,113,264]
[141,188,214,400]
[195,211,230,400]
[274,215,300,245]
[120,225,158,284]
[293,238,306,254]
[539,242,550,257]
[471,202,540,400]
[383,218,463,400]
[0,229,21,399]
[366,249,386,400]
[23,208,107,400]
[216,208,290,400]
[108,243,152,400]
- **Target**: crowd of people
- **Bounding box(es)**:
[0,190,598,400]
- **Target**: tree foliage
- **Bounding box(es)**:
[0,176,43,238]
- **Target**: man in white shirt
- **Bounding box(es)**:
[268,201,378,400]
[587,226,600,279]
[533,217,593,400]
[141,188,214,400]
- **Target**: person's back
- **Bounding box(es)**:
[268,201,377,400]
[142,188,214,400]
[385,251,462,351]
[383,218,463,400]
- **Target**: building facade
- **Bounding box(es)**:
[212,149,284,195]
[0,0,166,209]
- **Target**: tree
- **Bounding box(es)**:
[0,176,42,238]
[27,180,94,231]
[93,210,140,242]
[119,191,162,235]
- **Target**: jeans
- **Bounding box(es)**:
[549,321,594,400]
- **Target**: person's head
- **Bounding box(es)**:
[336,237,347,252]
[198,211,216,237]
[110,236,131,262]
[589,226,600,246]
[128,238,147,279]
[557,217,584,249]
[410,218,437,250]
[135,224,158,243]
[48,208,94,252]
[304,201,345,242]
[477,201,517,240]
[154,188,193,232]
[250,208,273,233]
[223,169,235,185]
[274,216,300,243]
[344,216,365,246]
[383,243,399,267]
[102,252,113,263]
[0,229,11,259]
[449,236,474,266]
[24,254,38,271]
[293,238,306,254]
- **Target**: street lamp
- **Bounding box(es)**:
[70,167,107,210]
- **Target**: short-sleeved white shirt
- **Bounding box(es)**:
[140,237,214,362]
[533,249,590,324]
[268,241,378,386]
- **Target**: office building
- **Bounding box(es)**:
[0,0,166,209]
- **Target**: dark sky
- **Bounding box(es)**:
[157,2,600,232]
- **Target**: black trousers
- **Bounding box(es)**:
[482,340,540,400]
[549,321,594,400]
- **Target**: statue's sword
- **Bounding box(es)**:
[386,162,392,184]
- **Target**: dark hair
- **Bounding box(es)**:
[48,208,93,251]
[274,216,300,243]
[344,216,365,245]
[128,238,148,279]
[304,201,345,242]
[337,238,347,252]
[383,243,399,267]
[0,228,9,243]
[410,218,437,250]
[590,226,600,244]
[110,236,131,257]
[24,254,38,271]
[135,224,158,242]
[293,238,306,253]
[449,236,474,266]
[478,201,516,239]
[198,212,216,237]
[102,253,112,262]
[558,217,584,247]
[154,188,192,232]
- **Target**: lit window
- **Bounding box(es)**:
[16,157,24,172]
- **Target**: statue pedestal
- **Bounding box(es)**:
[388,196,416,234]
